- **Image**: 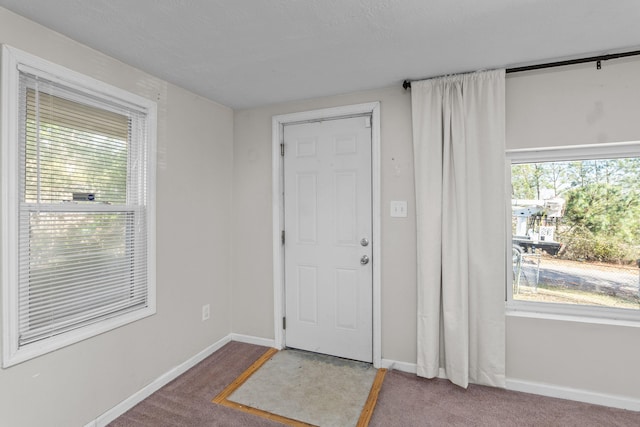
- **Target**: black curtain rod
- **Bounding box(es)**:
[402,49,640,90]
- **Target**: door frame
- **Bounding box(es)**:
[272,102,381,367]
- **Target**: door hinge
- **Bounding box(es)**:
[281,230,285,245]
[282,316,286,330]
[280,143,284,156]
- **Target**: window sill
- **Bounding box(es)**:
[2,306,155,368]
[506,301,640,328]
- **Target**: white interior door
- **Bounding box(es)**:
[283,116,372,363]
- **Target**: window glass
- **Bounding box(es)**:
[511,158,640,311]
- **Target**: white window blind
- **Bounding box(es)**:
[17,72,150,347]
[2,46,156,366]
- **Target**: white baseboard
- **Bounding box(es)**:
[380,359,449,380]
[506,378,640,411]
[230,333,276,348]
[380,358,417,374]
[380,361,640,411]
[90,334,232,427]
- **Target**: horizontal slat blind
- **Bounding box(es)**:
[17,72,149,347]
[24,88,129,204]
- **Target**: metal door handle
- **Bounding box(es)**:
[360,255,369,265]
[360,237,369,247]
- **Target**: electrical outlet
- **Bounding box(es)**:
[202,304,210,321]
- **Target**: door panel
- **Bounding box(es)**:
[296,173,318,243]
[297,265,318,324]
[284,116,372,362]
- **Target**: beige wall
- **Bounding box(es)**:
[233,57,640,401]
[506,57,640,149]
[232,86,417,363]
[0,8,234,426]
[506,316,640,398]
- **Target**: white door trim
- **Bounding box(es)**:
[272,102,381,367]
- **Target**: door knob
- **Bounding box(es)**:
[360,255,370,265]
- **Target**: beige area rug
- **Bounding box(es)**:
[212,348,386,427]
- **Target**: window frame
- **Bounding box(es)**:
[506,141,640,324]
[1,45,157,367]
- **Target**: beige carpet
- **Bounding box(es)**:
[213,348,385,427]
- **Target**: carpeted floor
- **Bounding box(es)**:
[369,370,640,427]
[110,342,640,426]
[109,342,280,427]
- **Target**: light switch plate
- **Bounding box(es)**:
[390,200,408,217]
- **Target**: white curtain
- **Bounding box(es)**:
[412,69,506,389]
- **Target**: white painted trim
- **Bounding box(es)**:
[380,359,449,380]
[507,140,640,163]
[370,104,382,369]
[92,335,232,427]
[271,102,382,367]
[506,378,640,412]
[1,44,21,369]
[506,306,640,327]
[380,359,417,374]
[272,117,285,350]
[230,333,276,348]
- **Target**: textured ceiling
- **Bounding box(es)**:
[1,0,639,109]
